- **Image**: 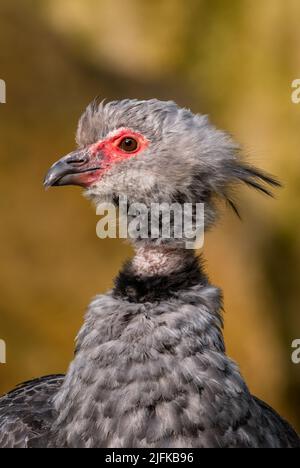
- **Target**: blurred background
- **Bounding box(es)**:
[0,0,299,431]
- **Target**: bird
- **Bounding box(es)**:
[0,98,299,448]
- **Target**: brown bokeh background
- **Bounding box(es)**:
[0,0,299,431]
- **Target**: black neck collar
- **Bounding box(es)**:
[113,254,208,303]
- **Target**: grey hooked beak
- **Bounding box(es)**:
[44,148,102,188]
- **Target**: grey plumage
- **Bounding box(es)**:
[0,99,298,448]
[0,375,64,448]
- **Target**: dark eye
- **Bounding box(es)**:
[118,137,138,153]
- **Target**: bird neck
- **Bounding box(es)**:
[52,245,226,444]
[113,245,209,303]
[132,245,196,277]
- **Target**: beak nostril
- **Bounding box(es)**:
[67,158,86,166]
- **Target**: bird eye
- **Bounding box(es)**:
[118,137,139,153]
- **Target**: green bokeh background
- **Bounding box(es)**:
[0,0,299,431]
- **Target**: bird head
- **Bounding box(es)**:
[45,98,279,244]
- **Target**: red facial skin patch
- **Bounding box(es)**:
[79,128,149,187]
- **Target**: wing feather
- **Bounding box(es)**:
[0,375,64,448]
